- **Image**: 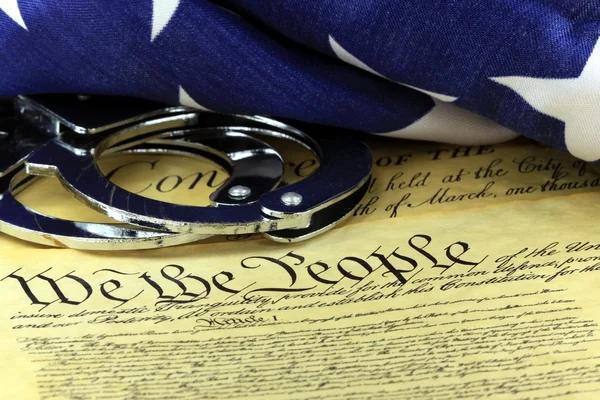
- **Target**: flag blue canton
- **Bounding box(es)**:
[1,1,599,160]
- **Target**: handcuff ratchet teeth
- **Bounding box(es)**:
[0,94,372,250]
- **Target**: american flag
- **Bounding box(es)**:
[1,1,598,161]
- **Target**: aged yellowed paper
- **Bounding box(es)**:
[2,137,600,399]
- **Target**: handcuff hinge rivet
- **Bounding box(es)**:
[281,192,302,207]
[228,185,252,200]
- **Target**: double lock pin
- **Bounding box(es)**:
[0,95,372,250]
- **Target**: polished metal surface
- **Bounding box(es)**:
[16,94,189,136]
[0,132,284,249]
[0,94,373,249]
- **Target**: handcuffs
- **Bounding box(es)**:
[0,95,372,250]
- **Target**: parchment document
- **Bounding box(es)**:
[2,136,600,399]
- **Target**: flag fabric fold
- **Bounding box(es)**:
[1,1,599,160]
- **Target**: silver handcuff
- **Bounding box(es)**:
[0,95,372,250]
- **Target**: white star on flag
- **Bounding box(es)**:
[151,0,180,41]
[329,35,457,102]
[377,98,518,145]
[0,0,27,29]
[179,86,211,111]
[492,38,600,161]
[329,35,517,144]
